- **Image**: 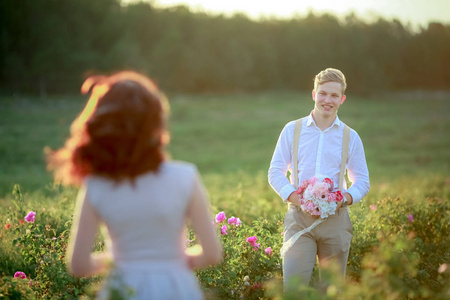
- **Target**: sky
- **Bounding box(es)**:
[134,0,450,29]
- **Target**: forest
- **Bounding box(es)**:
[1,0,449,96]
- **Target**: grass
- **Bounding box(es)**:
[1,90,449,197]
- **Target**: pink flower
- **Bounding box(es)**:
[246,236,260,250]
[265,247,273,256]
[408,214,413,222]
[327,193,336,202]
[221,225,228,235]
[438,263,448,273]
[335,190,343,202]
[5,224,11,229]
[24,211,36,223]
[227,216,242,227]
[14,271,26,279]
[370,204,377,211]
[309,177,318,185]
[324,178,334,191]
[215,211,226,223]
[305,201,315,211]
[246,236,257,245]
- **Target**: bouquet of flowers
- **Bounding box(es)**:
[296,175,345,219]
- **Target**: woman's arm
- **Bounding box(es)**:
[66,186,112,277]
[185,174,222,269]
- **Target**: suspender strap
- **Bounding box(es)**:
[292,118,303,189]
[292,120,350,191]
[339,125,350,191]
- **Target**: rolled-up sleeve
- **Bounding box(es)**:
[345,131,370,204]
[268,122,296,202]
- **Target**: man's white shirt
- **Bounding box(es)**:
[268,113,370,204]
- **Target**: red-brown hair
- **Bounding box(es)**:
[47,71,169,185]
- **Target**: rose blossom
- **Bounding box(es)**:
[246,236,257,245]
[246,236,260,250]
[335,190,343,202]
[24,211,36,223]
[221,225,228,235]
[226,216,242,227]
[5,224,11,229]
[264,247,273,256]
[14,271,26,279]
[324,177,334,191]
[215,211,226,223]
[228,217,237,225]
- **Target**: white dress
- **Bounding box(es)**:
[85,161,203,300]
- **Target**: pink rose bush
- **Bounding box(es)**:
[296,175,345,218]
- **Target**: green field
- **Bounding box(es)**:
[0,91,449,299]
[1,91,449,196]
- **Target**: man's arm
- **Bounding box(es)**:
[268,122,297,202]
[345,132,370,204]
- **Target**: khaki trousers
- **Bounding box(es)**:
[282,205,353,288]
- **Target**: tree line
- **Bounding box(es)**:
[1,0,449,96]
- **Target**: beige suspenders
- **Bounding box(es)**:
[292,119,303,189]
[339,124,351,191]
[292,118,350,191]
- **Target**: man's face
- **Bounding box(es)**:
[312,81,346,118]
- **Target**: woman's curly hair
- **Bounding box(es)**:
[47,71,170,185]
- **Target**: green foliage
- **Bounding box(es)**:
[1,184,99,299]
[0,92,449,298]
[192,216,283,299]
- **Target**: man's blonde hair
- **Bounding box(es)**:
[313,68,347,94]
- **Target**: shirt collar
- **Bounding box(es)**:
[306,111,342,130]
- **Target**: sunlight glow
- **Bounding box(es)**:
[126,0,450,28]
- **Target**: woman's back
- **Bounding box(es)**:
[87,161,203,299]
[87,161,194,263]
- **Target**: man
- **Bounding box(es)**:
[268,68,370,289]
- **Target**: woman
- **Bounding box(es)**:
[47,71,222,299]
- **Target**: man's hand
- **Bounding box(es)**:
[344,193,353,206]
[337,192,353,210]
[287,191,301,207]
